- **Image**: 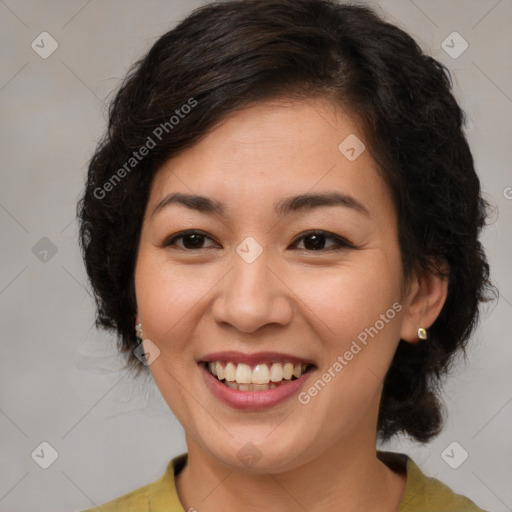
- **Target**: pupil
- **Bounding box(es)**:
[182,234,327,250]
[183,234,204,249]
[305,234,325,250]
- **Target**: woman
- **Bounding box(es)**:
[78,0,494,510]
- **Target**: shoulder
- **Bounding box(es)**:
[80,453,188,512]
[379,451,489,512]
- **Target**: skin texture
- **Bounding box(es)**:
[134,98,448,511]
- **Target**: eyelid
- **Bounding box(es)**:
[291,230,354,250]
[161,229,355,251]
[160,229,219,249]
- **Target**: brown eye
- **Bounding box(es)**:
[162,230,218,250]
[161,229,353,252]
[291,231,353,251]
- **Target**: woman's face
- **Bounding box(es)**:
[135,98,415,472]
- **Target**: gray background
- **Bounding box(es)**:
[0,0,511,511]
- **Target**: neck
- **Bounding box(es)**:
[175,433,406,512]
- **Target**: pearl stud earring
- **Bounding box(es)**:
[417,327,428,340]
[135,323,143,344]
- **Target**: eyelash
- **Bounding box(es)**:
[161,229,354,252]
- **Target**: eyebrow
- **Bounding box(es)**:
[151,191,370,219]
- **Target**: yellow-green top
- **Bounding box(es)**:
[82,451,488,511]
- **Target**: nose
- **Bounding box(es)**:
[211,249,294,334]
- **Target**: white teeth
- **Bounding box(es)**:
[224,362,236,382]
[269,362,283,382]
[206,361,309,386]
[252,364,270,384]
[235,363,252,384]
[225,381,277,391]
[215,361,224,380]
[282,362,294,380]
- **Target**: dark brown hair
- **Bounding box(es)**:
[77,0,495,442]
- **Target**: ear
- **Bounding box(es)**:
[400,263,449,344]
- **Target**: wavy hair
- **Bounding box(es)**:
[77,0,495,442]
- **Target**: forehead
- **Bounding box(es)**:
[147,98,390,220]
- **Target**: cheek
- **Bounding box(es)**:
[134,249,229,361]
[292,256,404,413]
[294,259,402,342]
[294,267,403,437]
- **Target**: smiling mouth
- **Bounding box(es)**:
[201,361,315,391]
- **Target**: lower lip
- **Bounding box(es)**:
[200,364,314,410]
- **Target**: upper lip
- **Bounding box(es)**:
[198,351,317,367]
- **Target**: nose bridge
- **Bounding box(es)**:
[212,243,293,333]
